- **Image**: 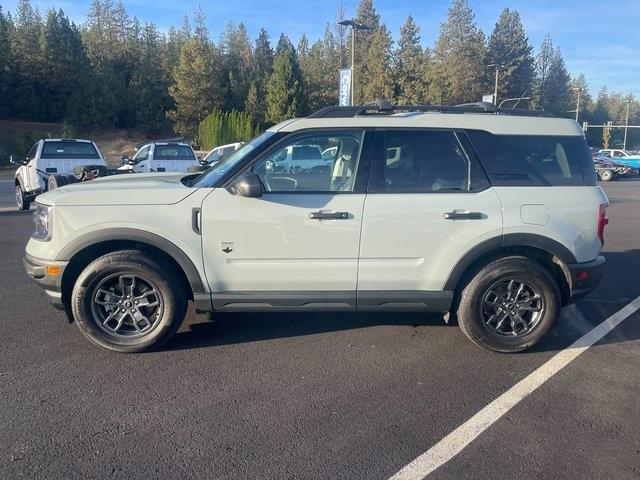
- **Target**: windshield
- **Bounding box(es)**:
[191,131,277,187]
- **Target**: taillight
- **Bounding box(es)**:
[597,203,609,245]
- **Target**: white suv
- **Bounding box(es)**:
[24,103,607,353]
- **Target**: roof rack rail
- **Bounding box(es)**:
[308,100,555,119]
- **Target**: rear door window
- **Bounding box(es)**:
[466,131,588,186]
[380,130,480,193]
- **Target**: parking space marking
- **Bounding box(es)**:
[388,296,640,480]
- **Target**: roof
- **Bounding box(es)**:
[271,113,583,137]
[43,138,92,143]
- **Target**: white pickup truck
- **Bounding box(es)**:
[12,138,107,210]
[119,142,200,173]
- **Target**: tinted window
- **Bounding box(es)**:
[467,131,587,186]
[383,131,470,192]
[41,141,100,159]
[253,131,363,192]
[154,145,195,160]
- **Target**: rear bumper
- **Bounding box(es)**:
[567,255,606,302]
[24,254,68,310]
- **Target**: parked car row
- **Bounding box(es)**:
[591,150,639,181]
[10,138,244,210]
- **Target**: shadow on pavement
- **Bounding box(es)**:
[166,249,640,353]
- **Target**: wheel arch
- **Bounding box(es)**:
[444,234,575,306]
[57,229,207,309]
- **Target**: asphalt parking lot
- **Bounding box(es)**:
[1,179,639,479]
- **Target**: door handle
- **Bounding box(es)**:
[309,211,349,220]
[443,211,484,220]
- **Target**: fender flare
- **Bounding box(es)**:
[56,228,206,295]
[443,233,577,291]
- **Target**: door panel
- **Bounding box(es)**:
[200,129,370,296]
[358,190,503,292]
[200,189,365,292]
[358,129,503,293]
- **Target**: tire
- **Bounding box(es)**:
[15,184,30,211]
[456,256,560,353]
[599,169,614,182]
[47,174,67,190]
[71,250,188,353]
[47,174,78,190]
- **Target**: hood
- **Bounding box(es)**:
[37,172,197,206]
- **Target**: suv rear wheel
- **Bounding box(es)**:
[71,250,187,353]
[456,256,560,353]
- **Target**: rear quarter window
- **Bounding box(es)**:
[466,130,591,186]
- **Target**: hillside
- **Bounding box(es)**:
[0,120,154,167]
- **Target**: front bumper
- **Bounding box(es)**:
[24,253,68,310]
[567,255,606,302]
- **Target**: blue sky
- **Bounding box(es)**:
[3,0,639,96]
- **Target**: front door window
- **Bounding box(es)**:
[253,131,363,192]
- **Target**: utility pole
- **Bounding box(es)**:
[338,19,371,106]
[486,64,504,105]
[623,100,631,150]
[574,87,581,122]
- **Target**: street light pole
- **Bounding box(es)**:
[623,100,630,150]
[574,87,582,122]
[338,19,371,106]
[486,64,504,105]
[351,28,355,106]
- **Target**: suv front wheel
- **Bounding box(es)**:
[71,250,187,353]
[456,256,560,353]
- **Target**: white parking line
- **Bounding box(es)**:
[388,296,640,480]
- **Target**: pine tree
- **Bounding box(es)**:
[167,8,224,138]
[361,25,394,102]
[536,39,571,116]
[0,6,16,118]
[275,33,294,56]
[265,48,305,123]
[221,21,254,111]
[41,9,91,121]
[131,23,171,136]
[430,0,486,105]
[246,28,274,123]
[394,15,428,104]
[299,24,339,112]
[485,8,535,106]
[12,0,43,119]
[352,0,381,104]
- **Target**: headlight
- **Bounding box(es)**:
[32,204,53,241]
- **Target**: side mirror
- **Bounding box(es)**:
[121,155,129,165]
[228,172,263,198]
[9,154,18,166]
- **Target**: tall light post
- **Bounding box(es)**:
[486,64,504,105]
[338,19,370,106]
[573,86,583,122]
[623,99,631,150]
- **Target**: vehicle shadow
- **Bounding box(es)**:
[166,249,640,354]
[167,310,447,351]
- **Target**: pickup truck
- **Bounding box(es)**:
[119,142,200,173]
[12,138,107,210]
